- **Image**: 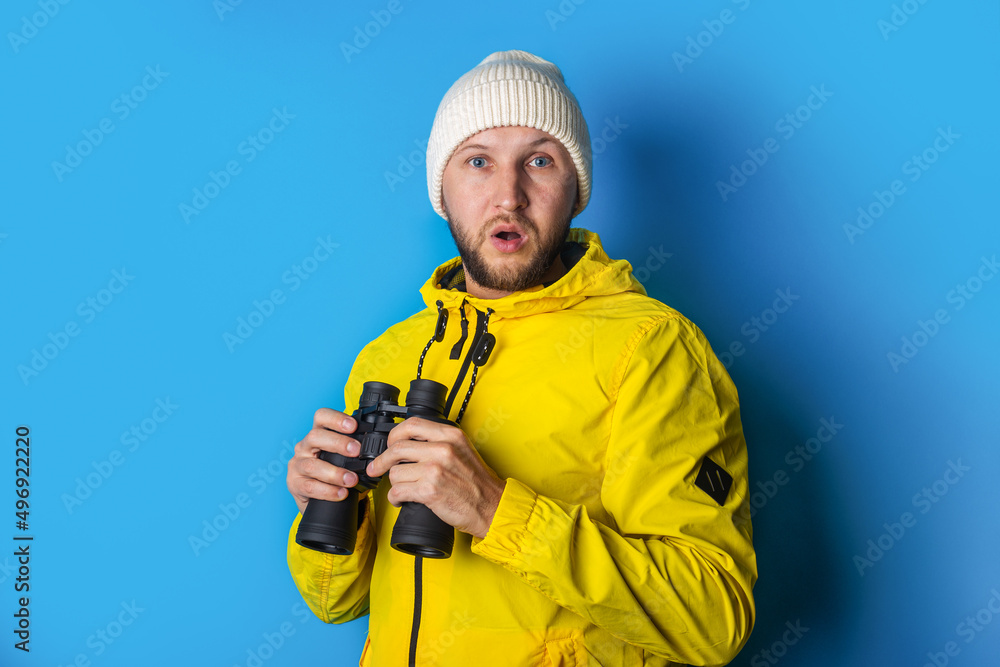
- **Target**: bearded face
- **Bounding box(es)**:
[439,126,579,298]
[443,202,571,293]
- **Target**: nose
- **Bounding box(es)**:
[492,162,528,213]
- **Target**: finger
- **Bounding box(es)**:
[293,455,360,489]
[367,439,448,478]
[383,476,428,507]
[313,407,357,434]
[384,467,446,507]
[386,461,455,504]
[386,459,424,486]
[297,476,353,503]
[387,417,456,447]
[288,459,359,505]
[301,427,362,458]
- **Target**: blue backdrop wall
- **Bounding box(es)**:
[3,1,998,665]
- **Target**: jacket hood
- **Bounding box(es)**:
[418,227,647,319]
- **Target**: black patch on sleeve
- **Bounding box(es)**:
[695,457,733,505]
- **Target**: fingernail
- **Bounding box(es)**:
[342,418,354,430]
[347,442,360,455]
[345,472,357,486]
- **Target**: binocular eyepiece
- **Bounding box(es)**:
[294,379,456,559]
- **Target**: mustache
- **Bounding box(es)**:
[484,212,535,233]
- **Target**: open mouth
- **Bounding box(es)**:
[490,228,527,253]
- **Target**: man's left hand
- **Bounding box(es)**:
[366,417,506,539]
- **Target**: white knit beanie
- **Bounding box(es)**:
[426,49,592,220]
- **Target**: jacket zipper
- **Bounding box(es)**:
[407,556,422,667]
[406,305,487,665]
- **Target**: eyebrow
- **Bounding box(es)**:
[455,137,559,154]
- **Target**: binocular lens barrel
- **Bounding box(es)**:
[295,488,360,555]
[359,381,399,410]
[404,379,448,417]
[390,501,456,558]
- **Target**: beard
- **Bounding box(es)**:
[443,204,572,293]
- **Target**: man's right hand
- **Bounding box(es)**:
[287,408,362,515]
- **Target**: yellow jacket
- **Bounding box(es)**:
[287,228,756,666]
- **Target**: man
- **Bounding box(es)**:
[286,49,756,666]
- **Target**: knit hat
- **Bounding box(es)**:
[426,49,592,221]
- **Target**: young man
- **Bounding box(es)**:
[286,49,756,666]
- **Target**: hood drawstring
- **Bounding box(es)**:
[416,300,448,380]
[414,299,495,425]
[455,307,495,424]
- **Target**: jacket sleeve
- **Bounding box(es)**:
[470,315,756,666]
[286,350,379,624]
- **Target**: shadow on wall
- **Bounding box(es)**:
[594,90,850,662]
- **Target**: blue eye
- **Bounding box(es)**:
[531,156,551,167]
[469,157,487,168]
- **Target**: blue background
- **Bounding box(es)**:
[2,0,998,665]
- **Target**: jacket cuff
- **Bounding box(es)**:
[470,477,538,561]
[286,492,375,623]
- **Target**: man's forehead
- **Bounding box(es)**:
[454,127,562,152]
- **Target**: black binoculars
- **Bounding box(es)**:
[295,379,456,559]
